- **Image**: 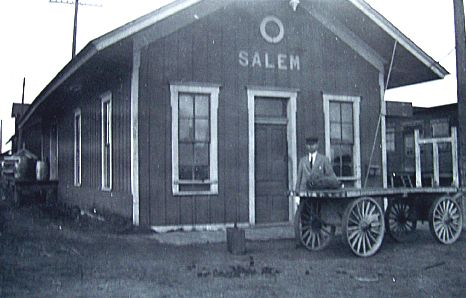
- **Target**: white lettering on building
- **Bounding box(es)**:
[238,51,300,71]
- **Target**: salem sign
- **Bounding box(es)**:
[238,16,301,71]
[238,51,300,71]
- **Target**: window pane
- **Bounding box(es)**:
[194,143,209,166]
[103,101,111,145]
[179,166,193,180]
[195,119,209,141]
[341,124,353,142]
[386,129,395,152]
[330,123,341,140]
[104,144,111,188]
[341,103,353,123]
[405,135,414,156]
[195,95,209,117]
[179,94,193,119]
[179,142,194,180]
[405,135,414,148]
[329,102,340,122]
[432,121,449,137]
[180,184,210,192]
[331,144,353,177]
[179,143,193,166]
[340,144,353,176]
[74,114,81,185]
[194,166,209,180]
[179,119,193,141]
[255,98,286,117]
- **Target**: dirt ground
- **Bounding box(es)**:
[0,199,465,298]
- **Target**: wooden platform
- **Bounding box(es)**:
[13,180,58,205]
[297,186,464,199]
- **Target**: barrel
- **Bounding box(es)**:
[15,155,35,180]
[36,160,49,181]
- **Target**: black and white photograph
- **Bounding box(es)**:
[1,0,465,297]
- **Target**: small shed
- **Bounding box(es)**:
[386,103,458,187]
[17,0,447,230]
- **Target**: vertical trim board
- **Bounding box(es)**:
[131,49,141,225]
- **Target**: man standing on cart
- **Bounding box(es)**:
[295,137,341,192]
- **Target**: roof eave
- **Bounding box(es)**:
[19,0,205,129]
[348,0,449,80]
[18,44,98,129]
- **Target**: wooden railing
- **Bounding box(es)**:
[414,127,459,187]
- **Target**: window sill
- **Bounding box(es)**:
[173,190,218,196]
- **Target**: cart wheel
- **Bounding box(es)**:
[294,199,335,251]
[429,196,463,244]
[342,197,385,257]
[385,199,417,242]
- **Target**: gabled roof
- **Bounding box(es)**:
[19,0,449,128]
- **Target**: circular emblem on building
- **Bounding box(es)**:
[260,16,284,44]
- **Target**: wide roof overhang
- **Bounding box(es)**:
[19,0,448,129]
[306,0,448,88]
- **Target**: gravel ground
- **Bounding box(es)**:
[0,199,465,298]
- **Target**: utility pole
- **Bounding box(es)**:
[72,0,79,58]
[454,0,466,185]
[0,120,3,154]
[49,0,102,59]
[21,77,25,105]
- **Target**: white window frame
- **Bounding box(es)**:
[74,108,82,187]
[323,94,361,187]
[170,82,220,196]
[101,92,113,191]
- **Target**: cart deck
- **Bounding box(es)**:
[297,186,464,199]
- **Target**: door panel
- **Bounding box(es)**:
[255,124,288,223]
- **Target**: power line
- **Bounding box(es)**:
[49,0,102,58]
[49,0,102,8]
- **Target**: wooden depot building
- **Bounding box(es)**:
[17,0,448,230]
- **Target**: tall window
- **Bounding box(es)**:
[386,127,395,152]
[330,101,354,177]
[101,92,112,191]
[74,109,81,186]
[170,83,219,195]
[403,125,423,157]
[404,134,415,157]
[323,95,361,187]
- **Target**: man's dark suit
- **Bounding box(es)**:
[295,153,340,192]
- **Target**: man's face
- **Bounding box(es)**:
[305,143,318,154]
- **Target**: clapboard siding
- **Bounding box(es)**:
[138,2,382,226]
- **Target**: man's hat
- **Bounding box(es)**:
[305,137,319,145]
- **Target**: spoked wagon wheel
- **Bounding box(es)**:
[385,199,417,242]
[342,197,385,257]
[429,196,463,244]
[294,199,335,251]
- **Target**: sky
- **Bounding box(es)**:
[0,0,463,152]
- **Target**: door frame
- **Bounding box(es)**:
[247,86,298,225]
